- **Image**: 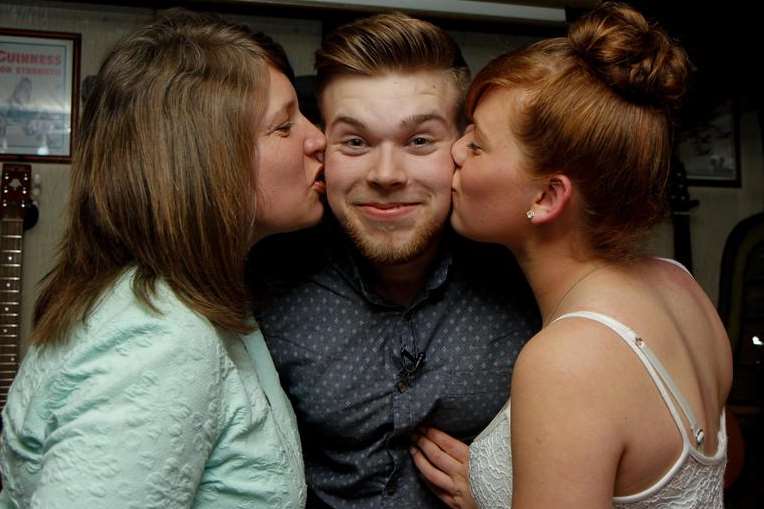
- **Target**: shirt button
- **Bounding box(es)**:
[397,380,408,393]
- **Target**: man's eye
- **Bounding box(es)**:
[410,136,431,146]
[343,137,366,148]
[467,141,482,153]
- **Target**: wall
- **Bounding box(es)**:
[645,110,764,303]
[449,29,538,75]
[689,111,764,303]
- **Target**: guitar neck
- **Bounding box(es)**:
[0,217,23,409]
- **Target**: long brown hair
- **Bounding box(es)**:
[32,9,276,344]
[467,2,690,259]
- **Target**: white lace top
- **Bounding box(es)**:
[469,311,727,509]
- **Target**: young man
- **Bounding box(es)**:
[251,13,539,508]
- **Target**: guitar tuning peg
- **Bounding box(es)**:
[32,174,42,199]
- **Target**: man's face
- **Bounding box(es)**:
[321,70,461,265]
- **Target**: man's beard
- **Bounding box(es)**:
[339,213,444,266]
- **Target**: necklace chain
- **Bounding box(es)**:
[545,265,604,325]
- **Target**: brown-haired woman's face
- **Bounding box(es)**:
[252,67,327,242]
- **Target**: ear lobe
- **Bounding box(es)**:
[528,174,572,224]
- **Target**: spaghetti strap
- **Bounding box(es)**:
[653,257,693,277]
[551,311,705,448]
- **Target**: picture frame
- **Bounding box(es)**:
[0,28,81,163]
[677,97,741,187]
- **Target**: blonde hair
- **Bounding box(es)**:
[32,9,275,344]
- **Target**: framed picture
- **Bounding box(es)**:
[677,97,741,187]
[0,28,81,163]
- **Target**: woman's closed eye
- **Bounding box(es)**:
[272,121,294,137]
[467,141,482,154]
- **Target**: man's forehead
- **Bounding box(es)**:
[320,70,461,127]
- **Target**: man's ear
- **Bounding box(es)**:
[527,174,573,224]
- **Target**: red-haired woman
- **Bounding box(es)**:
[411,3,731,508]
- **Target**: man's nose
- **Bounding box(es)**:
[367,145,407,188]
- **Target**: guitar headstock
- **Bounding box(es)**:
[1,163,39,230]
[2,163,32,220]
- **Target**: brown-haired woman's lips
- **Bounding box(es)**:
[312,166,326,193]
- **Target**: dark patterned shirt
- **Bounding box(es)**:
[250,223,539,509]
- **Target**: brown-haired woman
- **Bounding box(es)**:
[0,9,325,508]
[410,3,732,508]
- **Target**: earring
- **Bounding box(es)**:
[526,209,535,220]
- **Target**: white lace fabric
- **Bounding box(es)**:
[469,403,726,509]
[469,402,513,508]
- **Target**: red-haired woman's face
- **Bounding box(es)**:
[450,89,538,248]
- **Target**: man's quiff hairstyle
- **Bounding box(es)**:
[315,12,470,116]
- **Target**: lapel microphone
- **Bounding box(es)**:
[400,347,426,376]
[397,347,426,393]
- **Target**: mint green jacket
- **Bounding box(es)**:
[0,272,306,508]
